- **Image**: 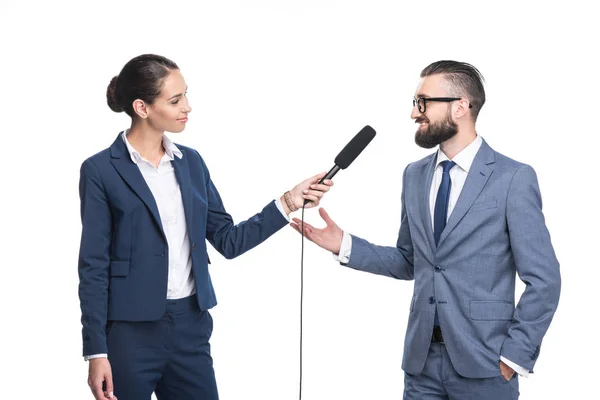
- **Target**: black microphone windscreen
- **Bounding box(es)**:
[334,125,376,169]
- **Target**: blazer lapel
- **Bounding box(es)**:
[109,134,165,239]
[171,150,193,235]
[418,154,438,254]
[437,140,495,247]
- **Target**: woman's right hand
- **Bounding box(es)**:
[88,358,117,399]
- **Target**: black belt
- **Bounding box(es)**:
[432,325,444,343]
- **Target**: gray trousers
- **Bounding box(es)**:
[404,343,519,400]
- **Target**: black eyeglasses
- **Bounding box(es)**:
[412,97,473,113]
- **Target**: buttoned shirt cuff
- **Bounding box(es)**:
[332,231,352,264]
[275,198,291,221]
[501,356,529,378]
[84,354,107,361]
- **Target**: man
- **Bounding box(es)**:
[291,60,560,399]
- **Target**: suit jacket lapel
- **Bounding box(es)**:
[172,150,193,235]
[418,154,438,254]
[109,134,165,239]
[437,140,495,247]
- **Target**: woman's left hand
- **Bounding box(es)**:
[281,172,334,214]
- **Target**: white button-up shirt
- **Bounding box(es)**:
[122,130,196,300]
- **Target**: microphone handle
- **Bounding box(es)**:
[303,165,340,205]
[318,165,340,184]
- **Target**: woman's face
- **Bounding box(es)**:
[145,69,192,133]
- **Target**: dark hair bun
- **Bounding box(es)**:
[108,55,179,117]
[106,76,123,113]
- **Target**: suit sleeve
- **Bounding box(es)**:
[343,165,415,280]
[78,159,112,356]
[500,164,561,372]
[197,152,288,260]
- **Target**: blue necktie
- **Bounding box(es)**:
[433,160,455,326]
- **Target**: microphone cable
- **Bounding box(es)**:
[295,125,375,399]
[299,203,306,400]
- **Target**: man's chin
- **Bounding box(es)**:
[416,141,438,149]
[414,133,438,149]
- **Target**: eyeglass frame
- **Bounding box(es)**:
[412,97,473,113]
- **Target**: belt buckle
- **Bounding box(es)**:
[432,326,444,344]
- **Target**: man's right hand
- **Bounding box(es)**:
[290,207,343,254]
[88,358,116,399]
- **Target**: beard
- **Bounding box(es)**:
[414,110,458,149]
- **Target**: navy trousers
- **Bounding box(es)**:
[107,295,219,400]
[404,343,519,400]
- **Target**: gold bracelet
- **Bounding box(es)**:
[284,190,298,212]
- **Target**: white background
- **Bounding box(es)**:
[1,0,597,398]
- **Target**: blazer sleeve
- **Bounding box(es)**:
[78,159,112,356]
[343,164,415,280]
[500,164,561,372]
[197,151,288,260]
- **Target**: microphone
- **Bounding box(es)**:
[304,125,376,205]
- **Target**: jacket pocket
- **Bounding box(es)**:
[469,300,513,321]
[469,199,498,213]
[109,260,130,277]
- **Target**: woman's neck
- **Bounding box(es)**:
[126,120,165,166]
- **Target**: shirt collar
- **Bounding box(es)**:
[435,134,483,173]
[121,129,183,164]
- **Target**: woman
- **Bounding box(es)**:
[78,54,332,400]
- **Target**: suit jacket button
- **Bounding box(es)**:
[434,265,441,272]
[192,243,196,251]
[429,296,436,304]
